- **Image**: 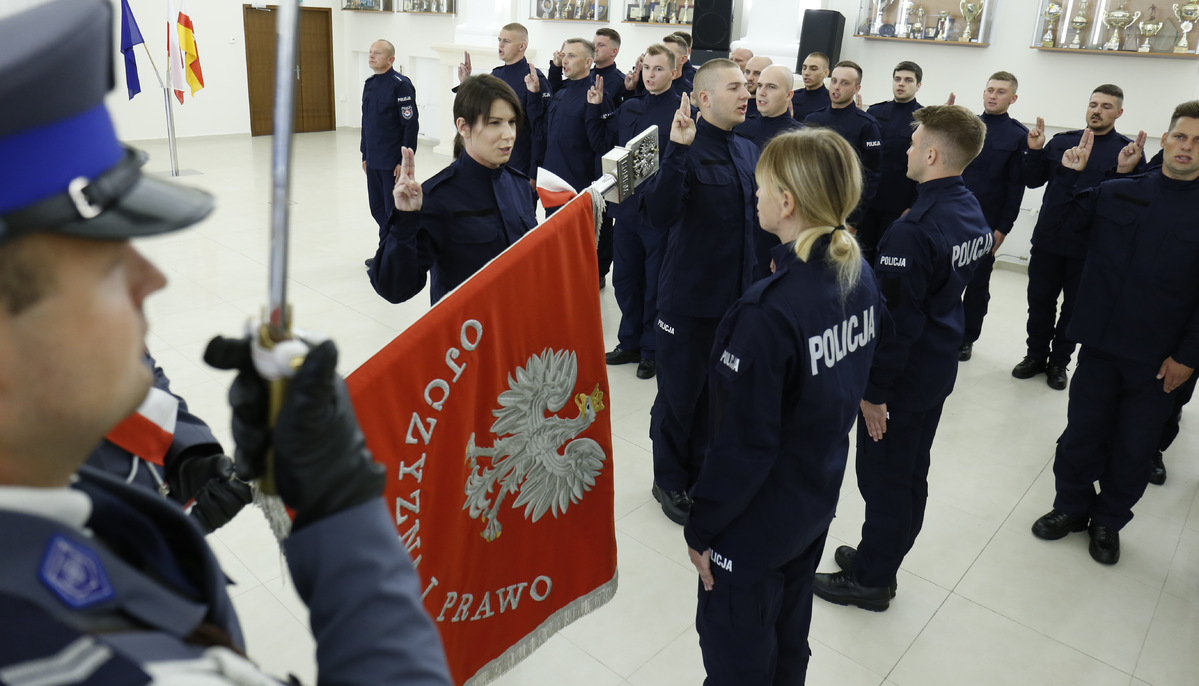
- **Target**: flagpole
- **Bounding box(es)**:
[143,32,180,177]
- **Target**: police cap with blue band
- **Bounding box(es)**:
[0,0,214,245]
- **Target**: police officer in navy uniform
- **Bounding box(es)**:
[362,39,419,266]
[455,23,550,178]
[804,61,882,218]
[791,52,832,122]
[814,106,991,610]
[87,352,252,534]
[1014,85,1145,390]
[858,61,924,263]
[592,44,682,380]
[370,75,535,305]
[1030,102,1199,565]
[642,59,760,524]
[0,2,452,683]
[741,56,772,120]
[735,64,803,280]
[957,71,1028,362]
[686,128,881,684]
[664,34,695,94]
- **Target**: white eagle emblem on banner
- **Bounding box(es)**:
[464,349,607,542]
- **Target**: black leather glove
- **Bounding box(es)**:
[167,453,253,534]
[204,336,385,531]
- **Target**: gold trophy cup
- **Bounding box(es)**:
[1102,1,1141,49]
[1173,2,1199,52]
[1042,2,1064,46]
[959,0,984,41]
[1069,0,1091,47]
[1139,6,1165,51]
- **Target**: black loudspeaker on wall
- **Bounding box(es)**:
[692,0,734,52]
[797,9,845,72]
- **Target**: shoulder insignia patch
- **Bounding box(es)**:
[40,536,115,610]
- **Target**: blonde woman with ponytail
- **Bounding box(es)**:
[683,127,883,685]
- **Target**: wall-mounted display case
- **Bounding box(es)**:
[853,0,994,46]
[342,0,393,10]
[622,0,694,25]
[399,0,454,13]
[531,0,611,22]
[1030,0,1199,57]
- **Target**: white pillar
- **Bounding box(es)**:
[731,0,824,70]
[428,43,543,156]
[454,0,509,46]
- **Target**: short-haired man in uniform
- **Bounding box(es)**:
[1029,103,1198,566]
[730,46,753,72]
[805,61,882,217]
[362,39,418,268]
[957,71,1028,362]
[792,52,832,121]
[642,59,759,524]
[456,23,551,178]
[858,61,924,263]
[592,44,682,380]
[742,55,772,120]
[1014,84,1145,390]
[814,105,991,610]
[0,1,452,681]
[670,31,697,86]
[663,34,694,94]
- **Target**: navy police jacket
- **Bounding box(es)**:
[0,468,452,685]
[680,61,697,92]
[791,84,831,121]
[541,76,611,191]
[961,112,1027,234]
[549,61,626,107]
[685,239,882,585]
[1042,168,1199,367]
[805,105,882,206]
[867,176,992,409]
[490,58,551,176]
[1023,128,1144,258]
[866,98,922,212]
[587,88,681,224]
[361,68,419,170]
[735,111,804,150]
[644,117,760,318]
[370,152,535,305]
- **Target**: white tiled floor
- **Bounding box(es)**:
[131,129,1199,685]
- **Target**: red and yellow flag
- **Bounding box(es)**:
[348,193,617,684]
[177,0,204,96]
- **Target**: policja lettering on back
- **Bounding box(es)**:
[952,232,994,268]
[808,305,877,376]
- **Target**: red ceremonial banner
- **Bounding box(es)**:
[347,193,618,685]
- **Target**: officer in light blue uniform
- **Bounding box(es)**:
[958,71,1027,362]
[86,352,252,534]
[0,3,452,683]
[859,61,924,263]
[1030,102,1199,566]
[686,129,881,684]
[814,106,991,611]
[370,75,536,306]
[641,59,759,525]
[1015,85,1145,390]
[362,39,419,242]
[589,43,682,380]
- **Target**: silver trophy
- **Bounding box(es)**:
[870,0,897,35]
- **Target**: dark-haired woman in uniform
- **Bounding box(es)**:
[684,128,883,685]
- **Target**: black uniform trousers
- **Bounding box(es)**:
[1054,347,1177,530]
[1025,247,1085,367]
[855,206,905,266]
[650,312,720,492]
[366,166,397,239]
[613,219,666,359]
[852,401,945,589]
[696,530,828,686]
[598,211,614,279]
[961,252,996,346]
[1158,374,1197,453]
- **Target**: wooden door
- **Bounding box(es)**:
[243,5,335,136]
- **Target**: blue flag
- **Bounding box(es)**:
[120,0,144,99]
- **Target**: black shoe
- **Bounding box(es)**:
[599,274,607,290]
[1012,356,1047,379]
[833,546,896,597]
[1046,363,1069,391]
[636,358,656,379]
[813,570,891,612]
[1149,451,1167,486]
[364,257,374,269]
[651,482,691,525]
[1088,524,1120,565]
[605,347,640,365]
[1031,509,1089,540]
[959,342,973,361]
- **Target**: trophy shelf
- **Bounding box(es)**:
[531,0,613,22]
[854,34,990,46]
[1030,44,1199,57]
[854,0,995,44]
[1030,0,1195,55]
[341,0,394,10]
[399,0,455,14]
[621,20,694,26]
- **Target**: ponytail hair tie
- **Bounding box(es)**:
[833,225,847,232]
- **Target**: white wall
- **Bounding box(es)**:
[107,0,1199,143]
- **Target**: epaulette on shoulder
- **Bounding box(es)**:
[502,165,531,181]
[424,164,458,192]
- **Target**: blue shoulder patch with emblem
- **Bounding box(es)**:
[40,536,115,610]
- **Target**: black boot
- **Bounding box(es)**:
[1149,451,1167,485]
[813,570,891,611]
